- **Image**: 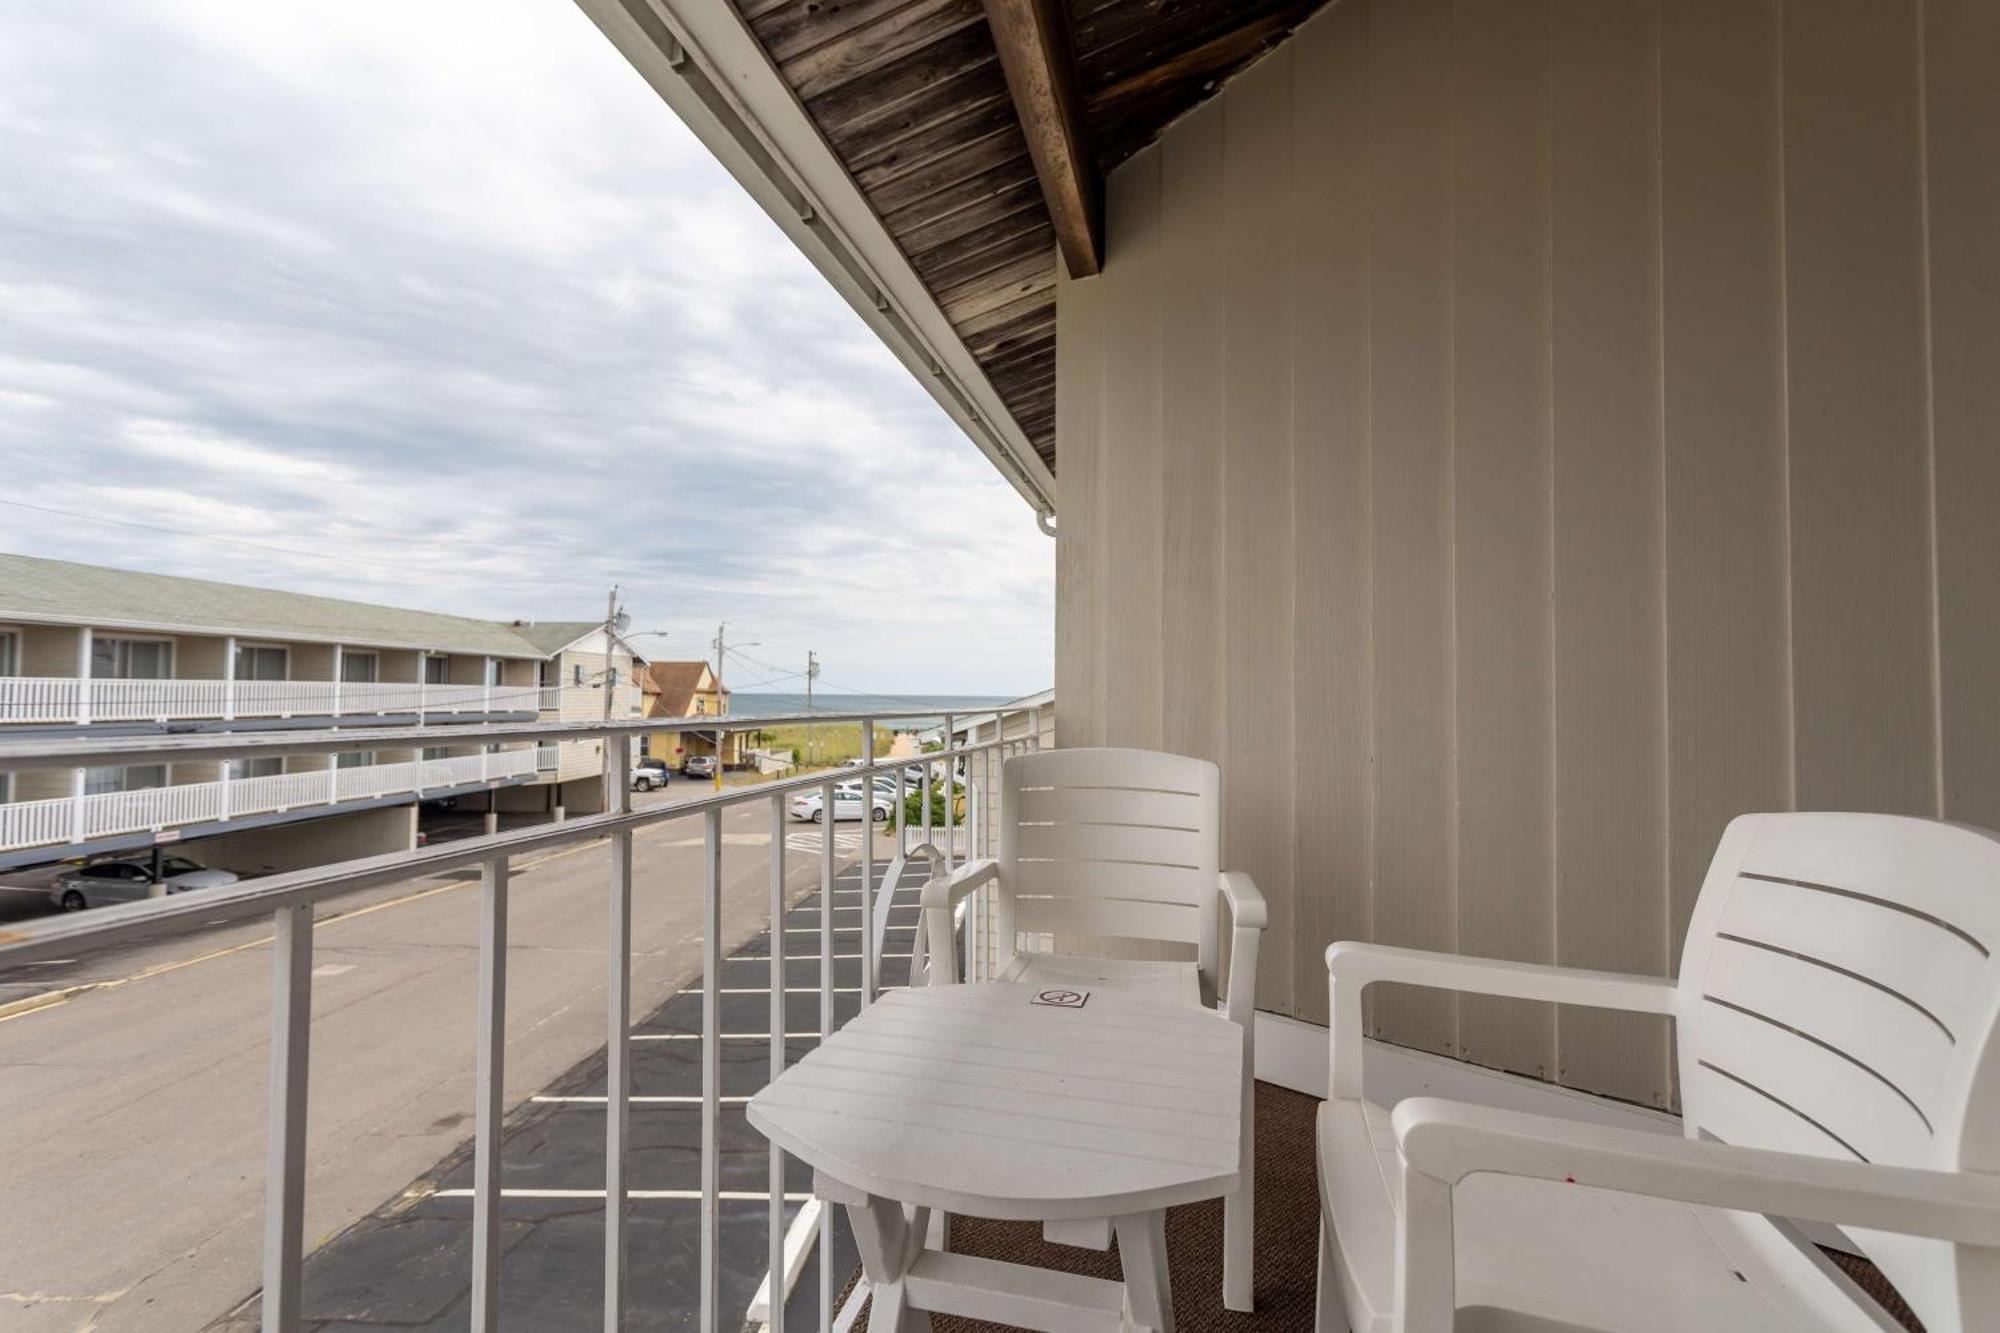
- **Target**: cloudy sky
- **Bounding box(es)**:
[0,0,1053,696]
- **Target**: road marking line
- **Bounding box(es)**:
[680,987,862,995]
[425,1187,811,1202]
[532,1094,752,1105]
[726,952,908,962]
[632,1032,820,1041]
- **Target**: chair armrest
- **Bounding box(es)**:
[1218,870,1267,930]
[919,859,997,985]
[1394,1095,2000,1246]
[919,858,997,912]
[1324,942,1677,1098]
[1215,871,1265,1027]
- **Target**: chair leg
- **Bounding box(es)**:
[1316,1219,1343,1333]
[1223,1073,1255,1311]
[1114,1210,1173,1333]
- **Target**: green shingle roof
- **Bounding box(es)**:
[507,620,603,655]
[0,553,573,658]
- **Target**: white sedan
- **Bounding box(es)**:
[50,855,240,911]
[788,785,893,824]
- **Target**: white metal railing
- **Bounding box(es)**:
[0,704,1049,1333]
[0,677,549,725]
[0,749,541,852]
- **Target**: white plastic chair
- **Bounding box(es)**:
[919,746,1267,1312]
[1317,812,2000,1332]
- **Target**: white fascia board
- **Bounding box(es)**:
[572,0,1057,518]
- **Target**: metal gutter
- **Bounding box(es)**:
[572,0,1059,520]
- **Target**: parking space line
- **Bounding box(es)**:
[424,1187,813,1202]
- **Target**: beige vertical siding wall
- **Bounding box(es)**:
[1054,0,2000,1108]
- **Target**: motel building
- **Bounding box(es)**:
[0,552,646,879]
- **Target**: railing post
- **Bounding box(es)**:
[817,774,836,1333]
[700,805,722,1333]
[942,713,955,877]
[224,635,238,722]
[766,793,787,1333]
[920,745,933,865]
[331,645,343,718]
[603,734,632,1333]
[75,626,92,725]
[68,767,85,843]
[472,856,508,1332]
[263,904,313,1333]
[859,722,875,1005]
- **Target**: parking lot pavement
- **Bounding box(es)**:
[205,854,918,1332]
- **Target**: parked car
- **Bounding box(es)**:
[683,755,718,779]
[631,760,668,792]
[50,856,239,912]
[788,785,893,824]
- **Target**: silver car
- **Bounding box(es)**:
[50,856,239,912]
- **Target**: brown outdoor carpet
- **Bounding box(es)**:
[836,1079,1926,1333]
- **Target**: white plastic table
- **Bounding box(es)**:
[747,981,1242,1332]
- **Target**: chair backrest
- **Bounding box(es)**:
[998,747,1221,964]
[1676,812,2000,1330]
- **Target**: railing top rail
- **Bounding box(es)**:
[0,708,981,773]
[0,726,1016,968]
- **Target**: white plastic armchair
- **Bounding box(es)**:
[917,746,1268,1311]
[1316,812,2000,1333]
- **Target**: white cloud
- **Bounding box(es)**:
[0,0,1053,694]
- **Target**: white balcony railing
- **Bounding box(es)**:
[0,677,554,726]
[0,703,1053,1333]
[0,749,540,853]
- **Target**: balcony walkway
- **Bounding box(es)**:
[204,838,908,1332]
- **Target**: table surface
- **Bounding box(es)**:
[747,981,1242,1221]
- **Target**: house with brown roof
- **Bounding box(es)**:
[636,660,744,771]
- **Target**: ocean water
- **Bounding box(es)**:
[728,692,1017,730]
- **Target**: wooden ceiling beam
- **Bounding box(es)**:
[980,0,1103,277]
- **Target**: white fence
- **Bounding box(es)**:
[0,677,556,725]
[0,749,540,852]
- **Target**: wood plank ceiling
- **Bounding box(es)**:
[733,0,1327,474]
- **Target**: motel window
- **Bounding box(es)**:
[485,659,503,686]
[0,630,16,676]
[335,751,375,769]
[423,655,450,684]
[421,746,448,761]
[233,644,288,682]
[233,757,284,779]
[340,651,378,683]
[91,636,171,680]
[83,764,168,795]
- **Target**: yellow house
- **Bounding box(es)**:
[637,661,744,771]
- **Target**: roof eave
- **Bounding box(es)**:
[0,608,544,659]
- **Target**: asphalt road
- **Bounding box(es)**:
[0,788,885,1333]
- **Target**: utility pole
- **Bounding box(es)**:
[711,623,726,791]
[805,650,819,767]
[601,585,629,810]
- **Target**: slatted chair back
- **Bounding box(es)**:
[997,748,1222,969]
[1676,812,2000,1330]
